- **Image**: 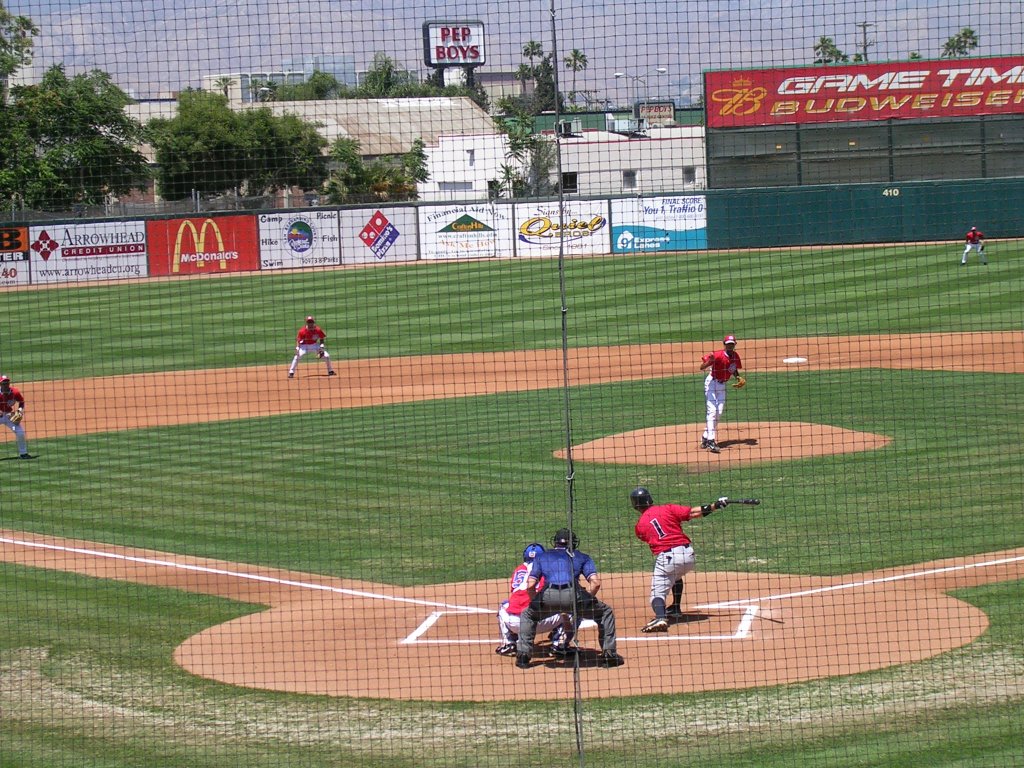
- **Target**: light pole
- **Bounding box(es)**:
[613,66,668,113]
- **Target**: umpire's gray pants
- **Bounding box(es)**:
[516,586,617,656]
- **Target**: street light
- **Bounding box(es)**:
[613,66,668,111]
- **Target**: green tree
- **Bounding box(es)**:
[491,109,556,198]
[813,36,849,64]
[528,54,563,114]
[276,71,347,101]
[909,51,923,60]
[1,65,149,209]
[323,136,428,204]
[147,89,327,200]
[941,27,979,58]
[0,0,36,103]
[563,48,588,108]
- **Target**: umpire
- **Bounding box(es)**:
[515,528,624,669]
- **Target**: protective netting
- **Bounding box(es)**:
[1,1,1022,766]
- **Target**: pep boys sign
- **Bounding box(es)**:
[423,20,485,66]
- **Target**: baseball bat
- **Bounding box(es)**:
[729,498,761,505]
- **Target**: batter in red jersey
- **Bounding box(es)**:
[495,543,569,656]
[0,375,33,459]
[288,315,336,378]
[630,486,727,632]
[961,226,986,265]
[699,334,744,453]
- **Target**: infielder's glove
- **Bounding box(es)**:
[9,409,24,425]
[317,347,326,359]
[732,376,746,389]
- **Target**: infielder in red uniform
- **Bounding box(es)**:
[961,226,986,265]
[288,316,336,378]
[0,375,33,459]
[630,486,727,632]
[699,334,744,453]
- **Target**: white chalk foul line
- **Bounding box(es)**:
[697,554,1024,610]
[0,535,491,615]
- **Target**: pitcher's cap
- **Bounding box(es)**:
[724,335,737,345]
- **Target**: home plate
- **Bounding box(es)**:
[783,357,808,364]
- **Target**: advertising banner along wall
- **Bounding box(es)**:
[27,222,149,284]
[514,200,611,258]
[705,56,1024,128]
[611,196,707,253]
[147,215,259,276]
[418,203,515,260]
[0,226,31,288]
[258,211,341,270]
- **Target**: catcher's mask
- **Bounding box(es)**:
[522,542,545,562]
[552,528,579,549]
[630,486,654,511]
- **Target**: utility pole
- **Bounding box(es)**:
[856,22,875,61]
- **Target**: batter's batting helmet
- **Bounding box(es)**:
[630,486,654,511]
[552,528,579,549]
[522,542,545,561]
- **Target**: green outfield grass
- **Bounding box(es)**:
[0,241,1021,767]
[0,242,1019,380]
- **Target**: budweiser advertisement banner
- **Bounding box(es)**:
[705,56,1024,128]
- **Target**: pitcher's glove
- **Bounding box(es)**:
[9,408,24,424]
[732,376,746,389]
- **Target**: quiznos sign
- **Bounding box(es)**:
[422,20,485,66]
[705,56,1024,127]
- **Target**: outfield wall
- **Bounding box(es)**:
[1,178,1021,288]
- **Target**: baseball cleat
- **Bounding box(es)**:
[19,453,35,460]
[288,372,294,378]
[641,617,669,633]
[515,653,531,669]
[700,437,709,449]
[328,370,337,376]
[495,643,517,656]
[706,440,721,453]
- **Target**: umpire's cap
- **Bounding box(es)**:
[552,528,579,549]
[522,542,545,562]
[630,486,654,511]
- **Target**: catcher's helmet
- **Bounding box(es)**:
[552,528,579,549]
[630,486,654,511]
[522,542,545,562]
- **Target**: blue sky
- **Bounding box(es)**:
[11,0,1023,102]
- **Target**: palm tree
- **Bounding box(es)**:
[212,75,235,99]
[563,48,588,108]
[522,40,544,69]
[941,27,979,58]
[813,36,849,64]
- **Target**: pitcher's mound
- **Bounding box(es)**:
[554,422,891,466]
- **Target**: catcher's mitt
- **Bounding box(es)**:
[9,409,24,424]
[732,376,747,389]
